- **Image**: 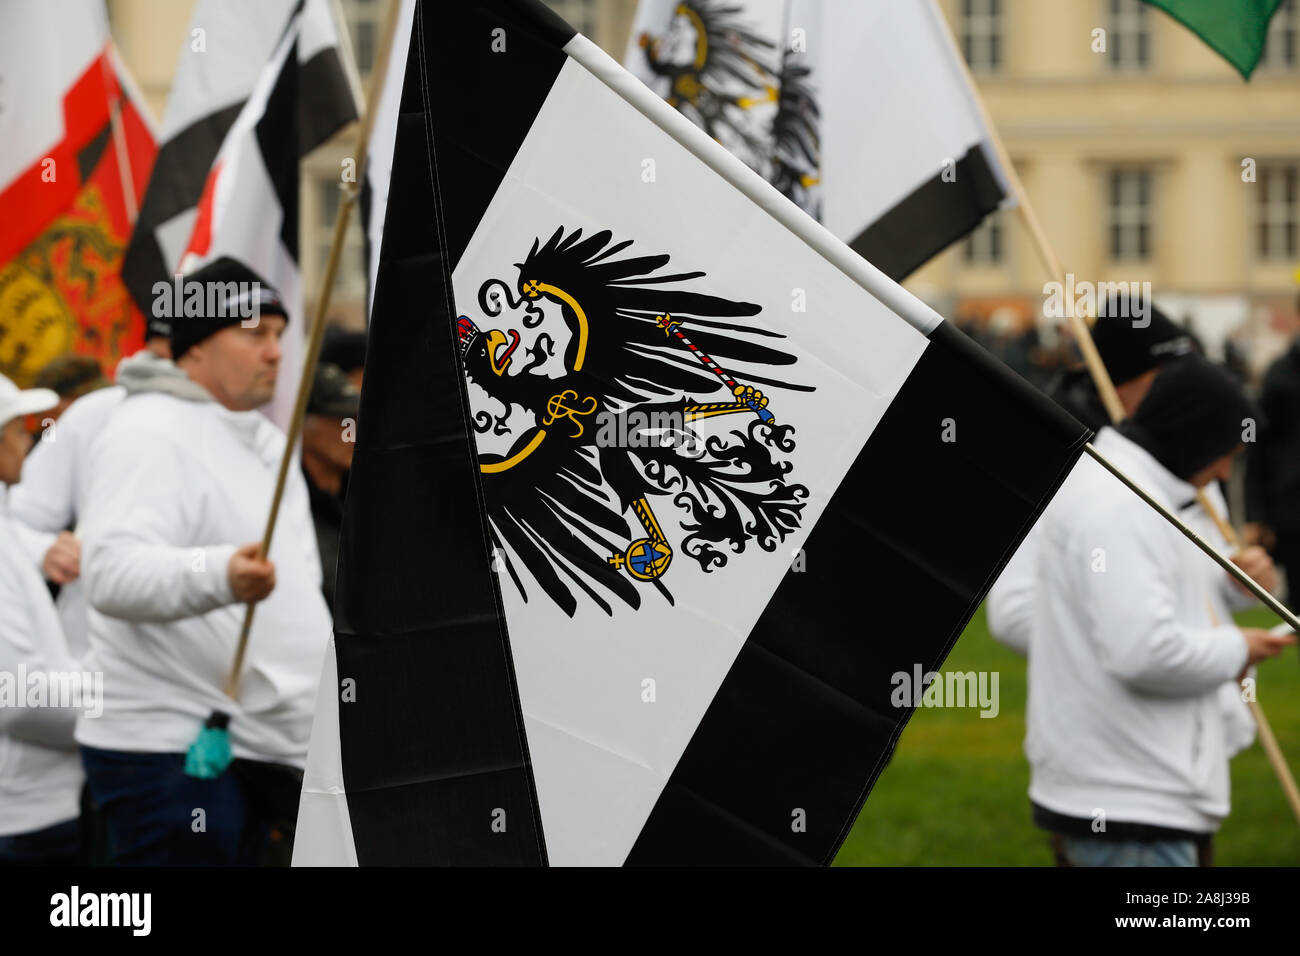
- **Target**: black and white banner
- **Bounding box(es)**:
[170,0,358,427]
[122,0,358,334]
[626,0,1014,281]
[294,0,1085,866]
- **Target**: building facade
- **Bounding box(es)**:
[926,0,1300,372]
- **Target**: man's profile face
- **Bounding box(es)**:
[188,315,285,411]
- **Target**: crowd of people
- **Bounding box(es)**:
[1,263,1297,867]
[0,258,363,865]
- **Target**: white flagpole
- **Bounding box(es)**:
[100,53,139,225]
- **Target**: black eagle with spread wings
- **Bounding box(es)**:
[639,0,822,218]
[457,227,813,617]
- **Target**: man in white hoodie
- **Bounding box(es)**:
[0,374,87,865]
[987,305,1261,863]
[1026,355,1294,866]
[78,258,331,865]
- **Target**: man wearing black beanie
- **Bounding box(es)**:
[1118,353,1259,485]
[75,256,332,865]
[1045,291,1195,430]
[1022,354,1294,867]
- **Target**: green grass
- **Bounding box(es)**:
[832,605,1300,866]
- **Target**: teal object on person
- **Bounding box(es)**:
[184,711,232,779]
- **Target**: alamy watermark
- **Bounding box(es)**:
[0,666,103,719]
[1042,275,1152,327]
[890,664,999,718]
[590,408,704,455]
[150,274,269,328]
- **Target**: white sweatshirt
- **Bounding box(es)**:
[1025,429,1249,834]
[988,429,1257,756]
[0,492,84,836]
[9,384,125,655]
[78,390,331,766]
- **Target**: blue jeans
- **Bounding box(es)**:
[80,746,301,866]
[0,817,81,866]
[1060,835,1199,867]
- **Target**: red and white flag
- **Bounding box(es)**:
[0,0,156,385]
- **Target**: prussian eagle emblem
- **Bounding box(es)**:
[639,0,822,218]
[457,227,813,617]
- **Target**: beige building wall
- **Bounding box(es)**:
[917,0,1300,369]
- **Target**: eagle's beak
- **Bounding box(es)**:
[486,328,520,376]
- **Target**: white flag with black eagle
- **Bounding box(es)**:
[168,0,359,428]
[626,0,1014,281]
[294,0,1086,866]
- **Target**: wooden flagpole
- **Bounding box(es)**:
[936,11,1300,828]
[223,0,403,698]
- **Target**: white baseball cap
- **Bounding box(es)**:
[0,373,59,429]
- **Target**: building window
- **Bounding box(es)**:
[1261,0,1297,71]
[963,212,1004,265]
[960,0,1003,73]
[340,0,382,78]
[1108,168,1152,262]
[542,0,596,36]
[317,177,367,300]
[1258,164,1299,260]
[1107,0,1150,72]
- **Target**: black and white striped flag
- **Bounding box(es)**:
[123,0,357,378]
[168,0,358,427]
[294,0,1086,866]
[627,0,1014,281]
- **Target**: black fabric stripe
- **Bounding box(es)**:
[298,46,358,155]
[423,0,574,268]
[848,143,1006,282]
[331,0,570,865]
[257,42,302,262]
[625,322,1089,865]
[77,124,112,184]
[359,172,374,323]
[122,104,245,313]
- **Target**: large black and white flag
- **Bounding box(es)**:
[122,0,357,332]
[294,0,1086,866]
[626,0,1014,280]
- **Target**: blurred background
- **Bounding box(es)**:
[105,0,1300,381]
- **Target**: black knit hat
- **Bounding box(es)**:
[320,327,367,375]
[171,257,289,359]
[1118,354,1257,482]
[1092,292,1195,386]
[307,363,360,418]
